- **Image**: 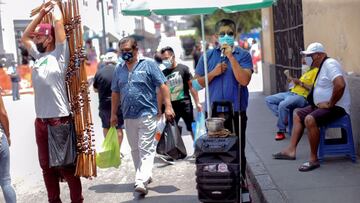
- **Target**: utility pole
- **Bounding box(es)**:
[100,0,107,55]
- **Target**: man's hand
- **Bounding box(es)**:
[39,2,55,17]
[164,106,175,121]
[196,103,203,112]
[110,114,118,127]
[211,63,227,77]
[317,101,332,109]
[221,44,233,58]
[156,112,163,120]
[292,78,301,85]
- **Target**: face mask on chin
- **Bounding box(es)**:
[36,42,46,53]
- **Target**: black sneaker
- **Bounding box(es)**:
[158,156,175,165]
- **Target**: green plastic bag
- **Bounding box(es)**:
[96,127,121,168]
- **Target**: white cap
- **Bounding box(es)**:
[103,52,118,64]
[300,42,325,55]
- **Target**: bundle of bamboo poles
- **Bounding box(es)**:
[31,0,96,178]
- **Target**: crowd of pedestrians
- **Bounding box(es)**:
[0,12,277,201]
[0,1,352,200]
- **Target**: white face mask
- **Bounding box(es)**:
[301,64,310,74]
[305,56,313,67]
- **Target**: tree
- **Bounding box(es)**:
[189,9,261,39]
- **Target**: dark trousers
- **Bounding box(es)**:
[235,111,247,179]
[35,118,83,203]
[11,82,20,101]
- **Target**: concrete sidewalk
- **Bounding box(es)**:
[246,92,360,203]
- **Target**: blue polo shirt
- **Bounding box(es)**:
[195,47,253,112]
[111,58,166,119]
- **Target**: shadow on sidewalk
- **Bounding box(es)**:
[122,195,198,203]
[88,183,180,194]
[88,183,134,193]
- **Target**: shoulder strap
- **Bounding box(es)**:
[307,57,329,105]
[313,56,329,83]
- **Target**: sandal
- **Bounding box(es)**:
[298,161,320,172]
[272,152,296,160]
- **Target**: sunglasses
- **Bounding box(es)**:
[120,48,133,53]
[219,31,234,37]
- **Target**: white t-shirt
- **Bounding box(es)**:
[30,41,71,118]
[313,58,351,114]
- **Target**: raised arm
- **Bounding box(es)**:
[22,9,47,50]
[222,44,252,86]
[21,3,54,50]
[52,2,66,44]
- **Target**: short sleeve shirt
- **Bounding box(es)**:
[162,63,193,102]
[30,41,71,118]
[313,58,351,114]
[111,59,167,119]
[93,64,116,110]
[291,67,319,97]
[195,47,253,112]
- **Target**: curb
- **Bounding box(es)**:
[246,141,287,203]
[1,88,34,96]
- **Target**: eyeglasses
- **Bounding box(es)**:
[218,31,234,37]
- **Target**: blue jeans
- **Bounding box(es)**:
[11,82,20,101]
[265,92,308,132]
[0,135,16,203]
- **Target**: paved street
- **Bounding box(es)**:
[1,58,263,202]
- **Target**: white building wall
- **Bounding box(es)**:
[1,0,43,60]
[0,0,143,60]
[142,17,156,35]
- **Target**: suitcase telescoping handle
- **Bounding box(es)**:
[211,101,235,133]
[211,101,234,117]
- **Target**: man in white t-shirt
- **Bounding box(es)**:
[21,1,83,202]
[272,42,351,172]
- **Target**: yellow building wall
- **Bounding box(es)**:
[302,0,360,74]
[261,7,275,64]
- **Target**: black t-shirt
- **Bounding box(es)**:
[162,63,193,102]
[93,64,116,110]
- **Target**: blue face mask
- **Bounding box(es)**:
[121,52,133,62]
[218,35,235,46]
[162,59,172,69]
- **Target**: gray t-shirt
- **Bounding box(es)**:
[30,41,70,118]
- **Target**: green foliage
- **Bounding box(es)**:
[189,10,261,38]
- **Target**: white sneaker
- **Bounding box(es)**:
[135,182,148,195]
[145,177,153,185]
